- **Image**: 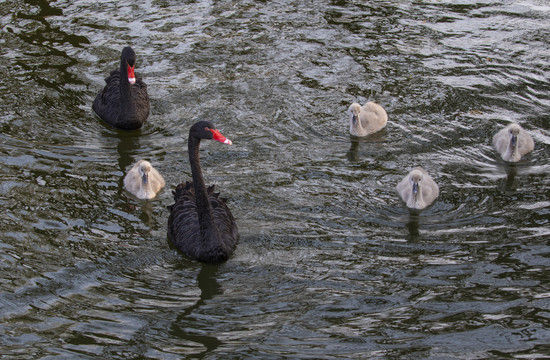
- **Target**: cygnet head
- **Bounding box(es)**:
[348,103,362,125]
[508,123,521,147]
[409,169,424,195]
[138,160,152,184]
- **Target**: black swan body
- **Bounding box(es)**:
[92,47,150,130]
[168,121,239,263]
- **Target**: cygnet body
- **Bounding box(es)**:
[124,160,165,199]
[492,123,534,162]
[348,102,388,136]
[396,167,439,210]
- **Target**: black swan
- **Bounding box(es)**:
[168,121,239,263]
[92,47,150,130]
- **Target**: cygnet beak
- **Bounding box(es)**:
[510,134,517,148]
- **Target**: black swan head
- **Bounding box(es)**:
[190,121,232,145]
[121,46,137,84]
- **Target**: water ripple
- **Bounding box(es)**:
[0,0,549,358]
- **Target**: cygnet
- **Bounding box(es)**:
[348,101,388,136]
[124,160,165,199]
[396,167,439,210]
[492,123,534,162]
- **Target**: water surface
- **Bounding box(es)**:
[0,0,549,358]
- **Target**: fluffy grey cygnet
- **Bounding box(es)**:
[492,123,534,162]
[124,160,165,199]
[348,102,388,136]
[396,167,439,210]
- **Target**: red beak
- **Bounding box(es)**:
[209,129,232,145]
[127,64,136,84]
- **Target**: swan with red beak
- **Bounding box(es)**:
[92,46,150,130]
[167,121,238,263]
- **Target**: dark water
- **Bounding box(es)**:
[1,0,549,358]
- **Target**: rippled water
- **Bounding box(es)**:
[1,0,549,358]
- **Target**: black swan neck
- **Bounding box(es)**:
[188,135,216,238]
[119,59,131,97]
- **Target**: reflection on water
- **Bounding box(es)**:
[0,0,549,358]
[113,129,142,174]
[170,265,224,356]
[406,212,421,240]
[346,128,388,162]
[501,162,519,192]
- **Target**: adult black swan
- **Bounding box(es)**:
[92,47,150,130]
[168,121,239,263]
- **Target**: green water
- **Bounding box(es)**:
[0,0,549,358]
